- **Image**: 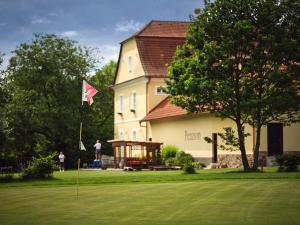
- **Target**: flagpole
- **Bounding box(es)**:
[77,83,84,199]
[77,80,97,199]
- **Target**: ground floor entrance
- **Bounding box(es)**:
[267,123,283,156]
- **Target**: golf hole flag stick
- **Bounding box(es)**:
[80,80,98,151]
[77,80,98,199]
[82,80,98,105]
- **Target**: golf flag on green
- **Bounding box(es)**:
[80,80,98,150]
[82,80,98,105]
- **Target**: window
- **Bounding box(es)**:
[155,86,167,95]
[130,91,136,111]
[224,127,233,145]
[128,56,132,73]
[119,95,124,114]
[119,130,124,140]
[132,129,137,141]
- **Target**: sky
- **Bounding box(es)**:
[0,0,203,69]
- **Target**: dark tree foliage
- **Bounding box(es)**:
[0,52,7,157]
[79,61,116,163]
[2,34,115,168]
[166,0,300,171]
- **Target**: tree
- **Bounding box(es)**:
[166,0,300,171]
[91,61,116,153]
[80,60,116,163]
[3,34,97,167]
[0,52,7,156]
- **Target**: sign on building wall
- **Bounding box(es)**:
[185,130,201,141]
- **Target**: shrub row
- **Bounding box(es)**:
[161,145,206,174]
[275,155,300,172]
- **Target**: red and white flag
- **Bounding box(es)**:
[82,80,98,105]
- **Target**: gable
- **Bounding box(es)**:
[114,38,145,85]
[113,21,190,86]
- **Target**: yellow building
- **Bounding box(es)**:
[112,20,300,166]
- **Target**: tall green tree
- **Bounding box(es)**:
[0,52,7,156]
[166,0,300,171]
[80,60,116,163]
[4,34,97,166]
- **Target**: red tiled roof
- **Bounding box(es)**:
[113,21,189,84]
[138,21,189,38]
[141,97,188,122]
[135,21,189,78]
[137,37,185,77]
[122,20,189,43]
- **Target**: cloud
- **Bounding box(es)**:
[101,45,119,61]
[48,12,59,17]
[94,44,119,68]
[60,30,79,38]
[0,22,6,27]
[115,19,143,32]
[31,16,51,25]
[102,44,119,52]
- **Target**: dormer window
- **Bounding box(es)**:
[128,56,132,73]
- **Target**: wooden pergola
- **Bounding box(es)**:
[108,140,163,169]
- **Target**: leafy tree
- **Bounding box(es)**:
[166,0,300,171]
[90,61,116,153]
[79,61,116,163]
[4,34,97,167]
[0,52,7,156]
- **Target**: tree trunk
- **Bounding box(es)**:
[236,122,251,171]
[252,125,261,170]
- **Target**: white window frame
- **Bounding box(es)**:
[132,129,137,141]
[130,91,137,111]
[155,86,167,95]
[128,56,132,73]
[119,94,124,114]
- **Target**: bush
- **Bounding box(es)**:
[0,174,13,182]
[183,163,196,174]
[174,151,194,167]
[22,153,57,179]
[276,155,300,172]
[165,157,176,166]
[192,161,206,169]
[161,145,179,163]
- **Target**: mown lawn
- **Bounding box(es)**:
[0,168,300,225]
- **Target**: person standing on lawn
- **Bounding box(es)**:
[58,152,65,172]
[94,140,102,160]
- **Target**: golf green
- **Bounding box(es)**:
[0,170,300,225]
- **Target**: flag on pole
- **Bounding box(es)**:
[79,122,86,151]
[80,141,86,151]
[82,80,98,105]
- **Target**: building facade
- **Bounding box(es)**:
[112,20,300,166]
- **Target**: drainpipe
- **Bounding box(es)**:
[145,77,150,141]
[253,126,256,154]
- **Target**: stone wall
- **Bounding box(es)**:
[218,151,300,168]
[217,154,253,168]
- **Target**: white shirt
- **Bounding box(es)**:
[94,143,101,150]
[59,154,65,162]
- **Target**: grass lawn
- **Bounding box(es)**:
[0,168,300,225]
